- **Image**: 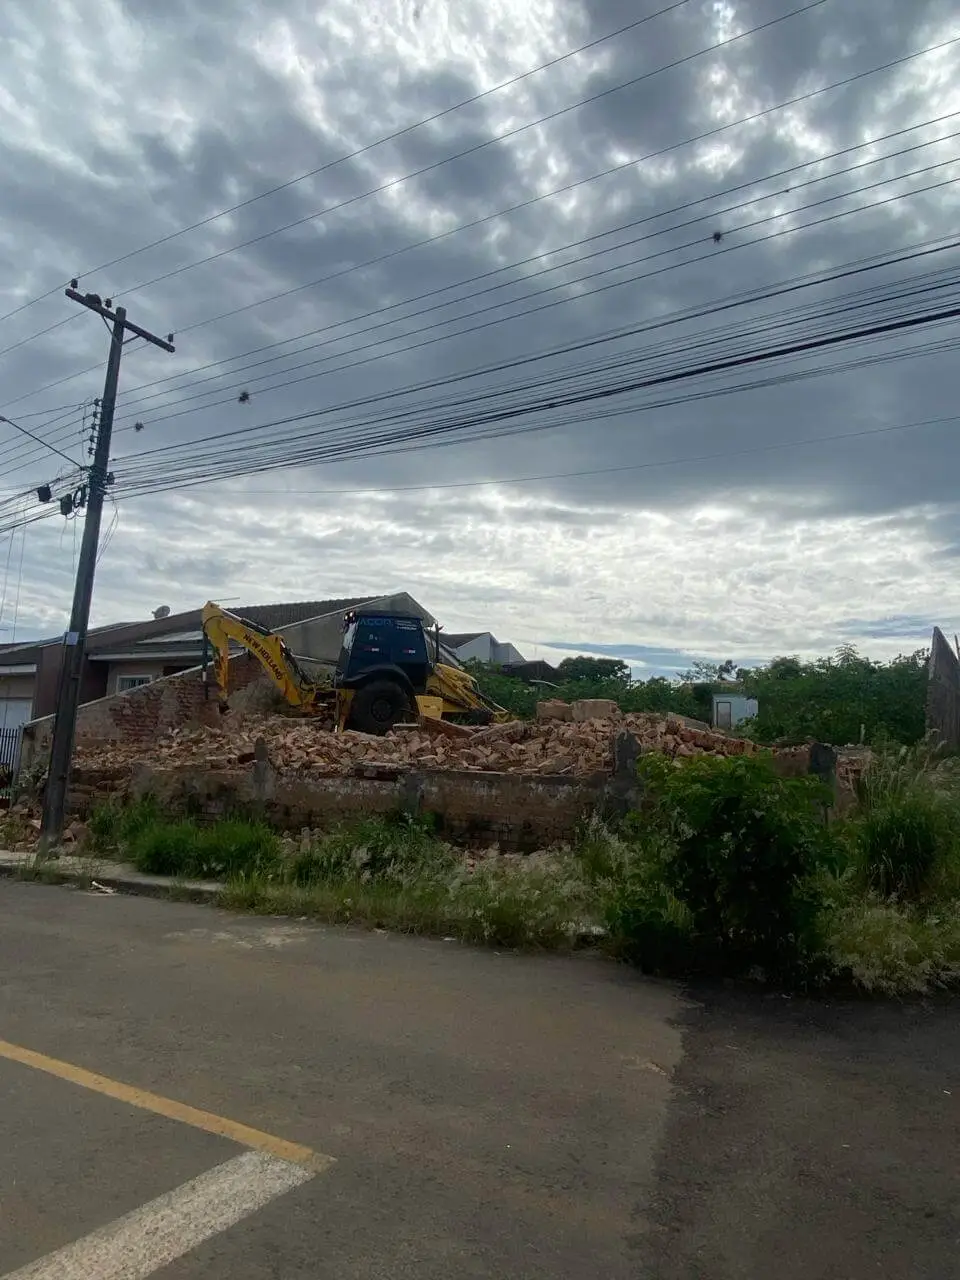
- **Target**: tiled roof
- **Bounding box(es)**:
[235,597,374,632]
[0,598,377,662]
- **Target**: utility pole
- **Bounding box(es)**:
[39,286,174,851]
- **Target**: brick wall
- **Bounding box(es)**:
[68,757,608,851]
[22,652,268,767]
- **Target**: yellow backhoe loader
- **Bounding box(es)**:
[201,602,509,735]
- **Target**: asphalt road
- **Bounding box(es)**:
[0,880,956,1278]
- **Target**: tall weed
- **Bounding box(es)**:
[851,745,960,900]
[575,820,695,972]
[289,813,454,887]
[447,855,591,949]
[126,814,279,879]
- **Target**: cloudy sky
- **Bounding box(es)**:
[0,0,958,676]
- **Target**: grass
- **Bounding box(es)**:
[12,848,105,889]
[80,745,960,995]
[228,839,597,951]
[87,801,598,950]
[821,894,960,995]
[88,797,280,880]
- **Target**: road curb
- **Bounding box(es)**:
[0,853,222,904]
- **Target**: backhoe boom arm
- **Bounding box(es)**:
[201,601,328,711]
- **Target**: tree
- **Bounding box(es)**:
[679,658,738,683]
[739,646,927,746]
[556,656,631,684]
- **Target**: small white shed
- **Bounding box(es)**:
[712,693,758,731]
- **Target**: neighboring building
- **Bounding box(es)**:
[0,595,391,730]
[444,631,525,666]
[712,692,758,731]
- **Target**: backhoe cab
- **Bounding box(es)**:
[335,609,504,735]
[201,602,508,736]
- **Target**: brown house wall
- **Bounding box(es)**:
[33,645,108,719]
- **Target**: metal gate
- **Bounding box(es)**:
[0,725,23,796]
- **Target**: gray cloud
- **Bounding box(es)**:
[1,0,958,662]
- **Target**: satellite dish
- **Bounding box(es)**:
[152,605,171,620]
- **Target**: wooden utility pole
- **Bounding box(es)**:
[39,287,174,851]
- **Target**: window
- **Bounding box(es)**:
[117,674,154,693]
[715,700,733,730]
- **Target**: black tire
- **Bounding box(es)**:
[348,679,412,735]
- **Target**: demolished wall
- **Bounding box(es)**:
[50,712,837,850]
[20,591,433,769]
[67,758,604,852]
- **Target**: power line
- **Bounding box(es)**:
[105,0,832,304]
[0,407,90,490]
[0,410,83,468]
[111,242,960,474]
[5,328,956,540]
[9,523,27,645]
[0,1,694,326]
[170,412,960,499]
[114,290,960,496]
[8,28,954,419]
[118,179,960,438]
[111,116,960,419]
[0,313,81,361]
[115,329,960,497]
[120,161,960,431]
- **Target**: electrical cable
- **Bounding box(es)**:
[116,328,960,495]
[0,313,82,361]
[113,158,960,429]
[147,410,960,499]
[0,410,84,468]
[0,531,15,633]
[112,292,960,496]
[116,206,960,456]
[7,525,26,645]
[105,1,832,304]
[7,28,953,418]
[111,250,960,480]
[109,117,960,417]
[0,0,694,325]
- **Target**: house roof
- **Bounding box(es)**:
[235,597,373,633]
[0,597,378,665]
[443,632,486,648]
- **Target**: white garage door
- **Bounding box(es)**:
[0,699,32,731]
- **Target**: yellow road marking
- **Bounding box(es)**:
[0,1038,323,1168]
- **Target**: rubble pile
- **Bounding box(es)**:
[71,710,757,780]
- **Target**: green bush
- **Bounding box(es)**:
[639,753,833,977]
[194,819,280,879]
[855,797,943,899]
[88,795,161,852]
[129,820,203,877]
[739,645,927,746]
